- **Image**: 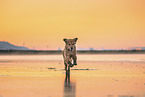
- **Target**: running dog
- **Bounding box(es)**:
[63,38,78,73]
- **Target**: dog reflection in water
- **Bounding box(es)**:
[63,71,76,97]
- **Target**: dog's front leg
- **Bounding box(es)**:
[66,57,73,67]
[73,55,77,65]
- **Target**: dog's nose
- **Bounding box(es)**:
[71,47,73,50]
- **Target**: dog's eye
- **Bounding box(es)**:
[68,44,71,45]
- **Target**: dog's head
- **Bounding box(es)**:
[63,38,78,51]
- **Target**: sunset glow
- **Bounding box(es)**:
[0,0,145,50]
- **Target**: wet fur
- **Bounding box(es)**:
[63,38,78,73]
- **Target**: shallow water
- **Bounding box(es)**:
[0,54,145,97]
[0,54,145,62]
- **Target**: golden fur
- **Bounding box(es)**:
[63,38,78,72]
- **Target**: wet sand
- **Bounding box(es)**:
[0,55,145,97]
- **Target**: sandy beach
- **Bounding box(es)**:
[0,55,145,97]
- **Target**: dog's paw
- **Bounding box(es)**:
[70,64,74,67]
[68,61,74,67]
[73,60,77,65]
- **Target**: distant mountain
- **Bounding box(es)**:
[0,41,29,50]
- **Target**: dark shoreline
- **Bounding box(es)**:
[0,50,145,55]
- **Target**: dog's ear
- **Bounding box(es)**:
[63,38,67,44]
[74,38,78,42]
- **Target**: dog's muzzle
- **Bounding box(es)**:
[70,47,73,51]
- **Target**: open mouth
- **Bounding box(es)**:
[70,48,73,51]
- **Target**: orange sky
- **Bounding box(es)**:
[0,0,145,50]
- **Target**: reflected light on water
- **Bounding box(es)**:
[63,72,76,97]
[0,54,145,62]
[0,54,145,97]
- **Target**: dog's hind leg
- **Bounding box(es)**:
[65,65,70,74]
[67,65,70,74]
[64,62,67,73]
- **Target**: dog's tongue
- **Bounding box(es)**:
[69,48,71,51]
